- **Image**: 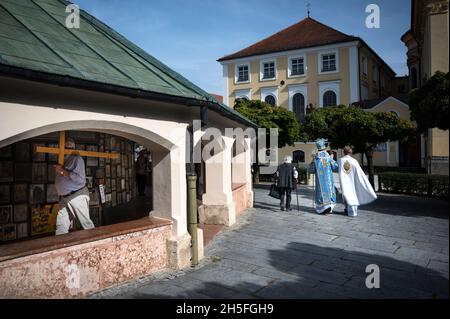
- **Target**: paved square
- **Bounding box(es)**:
[91,186,449,299]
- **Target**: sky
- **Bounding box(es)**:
[73,0,411,96]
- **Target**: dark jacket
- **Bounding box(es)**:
[277,163,296,189]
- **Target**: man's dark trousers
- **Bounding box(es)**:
[279,187,292,210]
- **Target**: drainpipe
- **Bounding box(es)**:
[187,173,198,266]
[186,103,208,266]
[186,121,198,267]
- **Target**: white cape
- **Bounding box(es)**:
[338,155,377,206]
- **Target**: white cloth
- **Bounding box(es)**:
[346,205,358,217]
[338,155,377,207]
[55,187,94,235]
[316,203,335,214]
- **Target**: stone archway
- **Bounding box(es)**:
[0,103,191,269]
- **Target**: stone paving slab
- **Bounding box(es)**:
[90,186,449,299]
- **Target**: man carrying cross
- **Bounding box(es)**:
[54,137,94,235]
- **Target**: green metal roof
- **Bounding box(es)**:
[0,0,256,127]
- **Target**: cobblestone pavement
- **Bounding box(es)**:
[90,186,449,299]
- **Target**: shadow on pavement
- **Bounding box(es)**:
[112,242,448,299]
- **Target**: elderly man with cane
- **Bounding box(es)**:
[276,156,299,211]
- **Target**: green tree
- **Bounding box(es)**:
[234,99,300,147]
[234,99,300,181]
[299,105,416,187]
[409,71,449,133]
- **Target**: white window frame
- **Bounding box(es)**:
[260,86,278,105]
[288,54,307,78]
[234,89,251,100]
[318,49,339,75]
[259,59,277,81]
[318,81,340,107]
[234,62,250,84]
[288,84,308,112]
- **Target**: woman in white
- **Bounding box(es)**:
[338,146,377,217]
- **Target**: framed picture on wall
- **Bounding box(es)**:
[105,164,111,178]
[16,222,28,239]
[0,185,10,204]
[13,203,28,223]
[32,143,46,162]
[15,163,32,182]
[0,205,13,224]
[89,205,101,227]
[31,204,58,236]
[30,184,45,204]
[32,163,47,183]
[110,136,120,152]
[0,146,13,159]
[105,178,111,193]
[87,157,98,168]
[111,165,117,178]
[15,143,30,162]
[47,164,56,183]
[95,168,105,179]
[0,161,13,182]
[111,192,117,207]
[1,223,16,241]
[14,184,28,203]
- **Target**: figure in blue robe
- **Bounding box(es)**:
[308,139,338,214]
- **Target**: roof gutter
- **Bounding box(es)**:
[0,64,258,128]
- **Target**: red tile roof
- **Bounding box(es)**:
[217,17,359,62]
[209,93,224,103]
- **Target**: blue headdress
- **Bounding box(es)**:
[315,138,328,150]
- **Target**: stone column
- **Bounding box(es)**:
[152,146,191,269]
[232,138,254,208]
[199,135,236,226]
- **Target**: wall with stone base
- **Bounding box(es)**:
[0,224,171,298]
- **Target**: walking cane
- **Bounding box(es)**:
[295,182,300,212]
[312,172,316,209]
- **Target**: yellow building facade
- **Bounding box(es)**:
[218,17,404,170]
[402,0,449,174]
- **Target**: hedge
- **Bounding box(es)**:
[378,172,448,199]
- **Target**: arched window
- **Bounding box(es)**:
[411,67,418,89]
[323,90,337,107]
[293,150,305,163]
[264,95,276,106]
[292,93,305,123]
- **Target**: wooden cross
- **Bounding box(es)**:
[36,131,119,165]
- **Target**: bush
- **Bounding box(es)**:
[379,172,448,199]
